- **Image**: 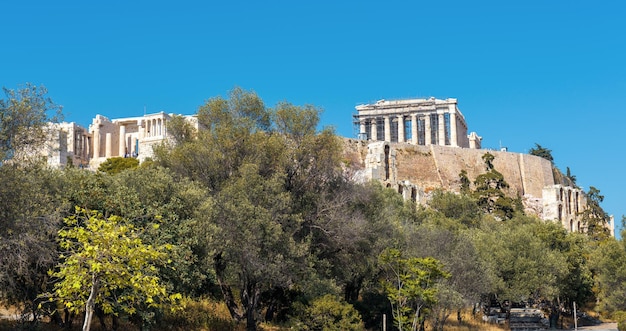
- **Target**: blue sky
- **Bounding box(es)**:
[3,1,625,234]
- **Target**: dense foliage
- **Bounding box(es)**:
[0,85,623,331]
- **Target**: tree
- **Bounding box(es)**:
[0,84,62,163]
[580,186,611,241]
[203,164,310,331]
[379,248,449,331]
[428,190,482,228]
[0,165,66,324]
[472,217,568,304]
[566,166,577,186]
[472,153,519,219]
[590,237,626,315]
[404,226,491,331]
[528,143,554,163]
[47,207,181,331]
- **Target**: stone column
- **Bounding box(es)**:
[411,114,418,144]
[371,118,378,141]
[450,111,458,147]
[119,125,126,156]
[438,113,446,146]
[384,116,391,142]
[81,134,86,159]
[359,120,366,139]
[93,129,100,158]
[397,115,405,143]
[105,133,112,158]
[424,114,432,145]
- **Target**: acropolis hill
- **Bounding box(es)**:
[42,97,614,236]
[347,97,614,235]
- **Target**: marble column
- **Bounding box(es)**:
[424,114,431,145]
[105,133,112,158]
[411,114,418,145]
[384,116,391,142]
[93,129,100,158]
[119,125,126,156]
[359,120,366,139]
[438,113,446,146]
[397,115,405,143]
[371,118,378,141]
[450,111,458,147]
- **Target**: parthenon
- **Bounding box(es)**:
[353,97,482,149]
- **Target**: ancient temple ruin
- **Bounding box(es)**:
[41,112,198,169]
[348,97,614,236]
[353,97,482,149]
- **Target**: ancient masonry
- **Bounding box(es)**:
[41,112,198,169]
[41,98,614,235]
[348,98,614,235]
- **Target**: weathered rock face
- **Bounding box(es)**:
[343,138,555,197]
[341,138,594,229]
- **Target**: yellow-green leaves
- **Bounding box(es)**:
[47,207,181,318]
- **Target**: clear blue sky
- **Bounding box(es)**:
[3,1,625,234]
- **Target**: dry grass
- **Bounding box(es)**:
[437,311,509,331]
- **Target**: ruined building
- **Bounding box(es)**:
[41,112,198,169]
[353,97,482,149]
[348,98,614,236]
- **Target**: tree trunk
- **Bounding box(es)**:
[242,282,260,331]
[83,274,99,331]
[214,252,243,321]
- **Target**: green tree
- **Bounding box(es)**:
[566,166,577,186]
[203,164,309,331]
[590,235,626,315]
[166,114,197,145]
[0,84,62,163]
[472,153,519,219]
[47,208,181,331]
[379,248,449,331]
[580,186,611,241]
[404,226,491,331]
[473,217,568,303]
[458,170,471,194]
[97,156,139,175]
[60,166,211,298]
[428,190,481,228]
[529,143,554,163]
[0,165,66,324]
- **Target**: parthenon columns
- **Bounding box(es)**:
[397,115,405,143]
[384,116,391,142]
[424,114,432,145]
[353,98,476,149]
[371,119,378,141]
[411,114,418,144]
[450,111,457,147]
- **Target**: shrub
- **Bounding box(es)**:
[158,297,239,331]
[291,294,364,331]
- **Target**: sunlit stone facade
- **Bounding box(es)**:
[43,112,197,169]
[353,97,482,149]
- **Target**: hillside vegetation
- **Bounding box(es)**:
[0,85,624,331]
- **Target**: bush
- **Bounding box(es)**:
[291,294,364,331]
[98,157,139,174]
[614,311,626,331]
[157,297,239,331]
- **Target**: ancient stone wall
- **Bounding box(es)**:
[343,139,556,199]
